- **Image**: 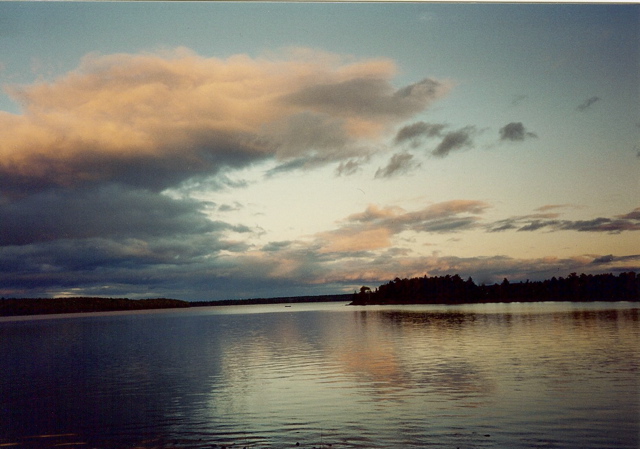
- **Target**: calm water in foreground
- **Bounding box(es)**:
[1,301,638,448]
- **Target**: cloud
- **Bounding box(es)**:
[0,47,451,287]
[282,77,449,121]
[432,126,476,157]
[393,121,482,159]
[351,201,490,230]
[0,231,252,298]
[217,201,244,212]
[394,121,447,145]
[261,241,295,252]
[482,212,564,233]
[0,185,250,246]
[221,245,640,297]
[315,200,490,254]
[511,95,527,106]
[2,198,638,299]
[0,48,450,196]
[317,227,395,254]
[498,122,538,142]
[617,207,640,221]
[396,120,537,157]
[375,152,420,178]
[591,254,640,265]
[577,96,601,111]
[0,47,460,300]
[486,206,640,234]
[556,218,640,233]
[335,158,368,176]
[3,228,637,300]
[534,204,577,213]
[1,47,635,302]
[262,111,354,162]
[345,204,404,223]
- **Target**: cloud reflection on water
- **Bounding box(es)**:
[2,303,637,448]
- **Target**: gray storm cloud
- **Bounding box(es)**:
[0,185,251,246]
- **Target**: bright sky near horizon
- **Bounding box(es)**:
[0,2,638,300]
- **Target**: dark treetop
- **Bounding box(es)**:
[350,272,640,305]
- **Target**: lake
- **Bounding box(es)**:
[1,301,638,448]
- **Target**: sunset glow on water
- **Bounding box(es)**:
[1,302,637,448]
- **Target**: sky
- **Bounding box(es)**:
[0,2,638,301]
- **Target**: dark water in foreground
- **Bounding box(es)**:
[1,301,638,448]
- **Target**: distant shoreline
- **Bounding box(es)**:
[1,294,637,318]
[0,294,353,317]
[2,272,638,317]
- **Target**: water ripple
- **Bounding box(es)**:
[1,302,637,449]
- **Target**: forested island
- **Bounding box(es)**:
[350,272,640,305]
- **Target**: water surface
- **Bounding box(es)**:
[1,301,638,448]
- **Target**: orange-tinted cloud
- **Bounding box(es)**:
[315,200,490,254]
[0,47,450,196]
[317,227,394,253]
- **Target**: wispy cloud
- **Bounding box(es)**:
[335,158,368,176]
[374,152,420,178]
[393,121,477,158]
[486,206,640,234]
[618,207,640,221]
[315,200,490,253]
[577,96,601,111]
[534,204,578,213]
[2,200,638,299]
[394,121,446,146]
[432,126,477,157]
[511,94,528,106]
[591,253,638,263]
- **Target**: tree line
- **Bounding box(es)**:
[0,294,353,317]
[0,297,190,317]
[350,272,640,305]
[191,294,352,307]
